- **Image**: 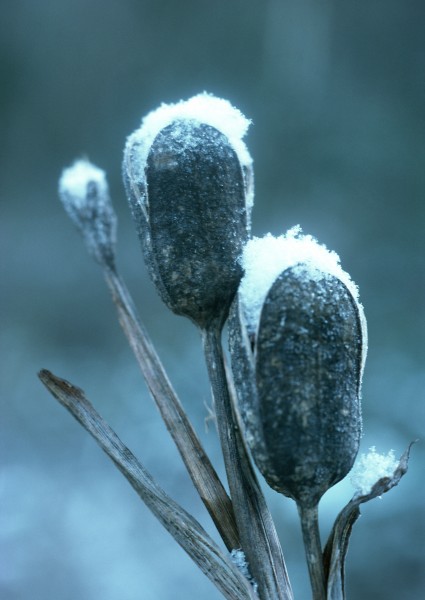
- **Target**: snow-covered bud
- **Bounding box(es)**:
[229,227,367,507]
[123,93,253,328]
[59,159,117,268]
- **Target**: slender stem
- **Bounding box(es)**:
[297,503,326,600]
[102,264,240,551]
[38,369,255,600]
[203,323,293,600]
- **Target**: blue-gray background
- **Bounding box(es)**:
[1,1,424,599]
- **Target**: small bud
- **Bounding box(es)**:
[58,159,117,267]
[229,228,367,507]
[123,93,253,328]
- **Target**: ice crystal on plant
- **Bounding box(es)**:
[350,446,398,495]
[230,549,258,593]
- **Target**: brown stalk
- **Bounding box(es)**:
[297,504,326,600]
[202,323,293,600]
[38,369,255,600]
[100,263,240,552]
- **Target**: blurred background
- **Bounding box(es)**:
[1,1,424,599]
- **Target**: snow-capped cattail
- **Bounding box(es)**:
[123,93,253,328]
[59,159,117,268]
[229,226,367,508]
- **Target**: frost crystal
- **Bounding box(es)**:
[124,92,253,210]
[350,447,398,496]
[239,226,364,333]
[59,159,107,207]
[230,549,258,593]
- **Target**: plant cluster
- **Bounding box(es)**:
[40,93,412,600]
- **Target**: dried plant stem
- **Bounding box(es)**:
[297,504,326,600]
[38,369,255,600]
[101,264,240,551]
[323,442,415,600]
[202,324,293,600]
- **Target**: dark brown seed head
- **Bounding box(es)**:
[255,265,363,506]
[123,97,252,328]
[230,262,365,508]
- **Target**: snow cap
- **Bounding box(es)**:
[239,225,366,340]
[124,92,253,212]
[59,159,108,206]
[350,447,398,496]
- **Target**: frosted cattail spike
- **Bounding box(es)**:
[123,93,253,328]
[229,227,367,507]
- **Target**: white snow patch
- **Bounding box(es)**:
[239,226,362,332]
[230,549,258,593]
[350,447,398,496]
[124,92,253,208]
[59,159,107,207]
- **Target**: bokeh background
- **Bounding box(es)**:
[1,1,424,599]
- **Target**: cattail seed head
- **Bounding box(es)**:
[123,93,253,328]
[229,228,367,507]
